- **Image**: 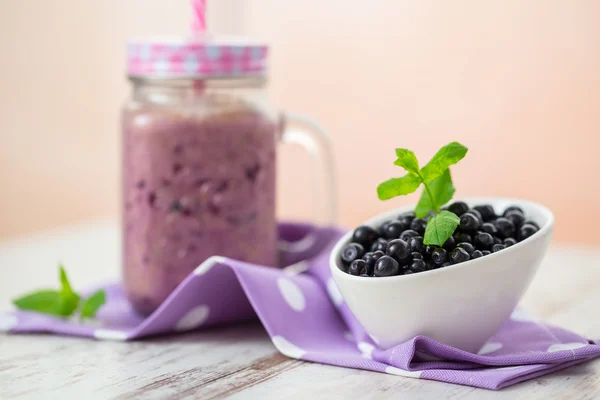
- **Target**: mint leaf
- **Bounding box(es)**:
[13,290,64,315]
[423,210,460,246]
[58,266,80,317]
[393,148,419,174]
[13,266,83,317]
[415,169,455,218]
[377,174,421,200]
[59,265,74,294]
[420,142,468,182]
[80,290,106,319]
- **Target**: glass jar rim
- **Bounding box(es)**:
[128,75,268,88]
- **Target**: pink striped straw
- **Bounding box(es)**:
[191,0,207,34]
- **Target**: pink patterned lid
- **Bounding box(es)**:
[127,37,269,79]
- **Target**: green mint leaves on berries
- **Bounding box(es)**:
[12,265,106,320]
[377,142,468,246]
[423,210,460,247]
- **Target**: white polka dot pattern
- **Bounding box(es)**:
[478,342,503,355]
[277,278,306,312]
[385,366,422,378]
[93,329,128,341]
[272,336,306,359]
[547,342,587,352]
[175,305,210,331]
[358,342,375,359]
[193,256,227,275]
[510,308,540,322]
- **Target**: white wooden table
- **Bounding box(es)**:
[1,220,599,399]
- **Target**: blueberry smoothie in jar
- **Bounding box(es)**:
[123,38,335,315]
[123,40,279,315]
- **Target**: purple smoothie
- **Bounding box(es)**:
[122,106,278,315]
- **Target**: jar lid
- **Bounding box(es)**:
[127,36,269,79]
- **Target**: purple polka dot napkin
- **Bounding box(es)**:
[1,223,599,390]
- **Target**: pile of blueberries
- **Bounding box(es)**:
[340,201,540,278]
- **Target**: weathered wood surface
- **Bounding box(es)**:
[0,221,599,399]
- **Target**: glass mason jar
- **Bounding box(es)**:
[122,39,335,315]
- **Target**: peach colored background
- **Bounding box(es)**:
[0,0,599,243]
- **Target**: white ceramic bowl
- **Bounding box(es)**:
[330,197,554,353]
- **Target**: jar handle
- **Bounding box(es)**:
[278,111,337,258]
[280,111,337,226]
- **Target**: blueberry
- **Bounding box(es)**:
[404,269,415,275]
[424,210,436,221]
[503,237,517,247]
[378,221,391,237]
[457,242,476,255]
[471,250,484,259]
[466,209,483,223]
[443,236,457,251]
[349,259,366,276]
[492,244,506,253]
[372,250,385,260]
[398,211,415,220]
[424,245,436,256]
[459,213,481,232]
[359,274,369,277]
[505,210,525,228]
[455,233,473,244]
[426,262,437,271]
[363,252,382,273]
[518,223,539,241]
[383,221,405,239]
[400,229,420,242]
[386,239,411,262]
[481,222,498,236]
[503,206,524,217]
[410,218,427,235]
[524,220,540,230]
[352,226,379,248]
[374,256,401,277]
[409,259,427,273]
[441,262,452,267]
[473,232,494,250]
[360,253,376,275]
[341,243,365,264]
[431,248,448,265]
[494,237,502,245]
[495,218,516,238]
[481,250,491,256]
[411,252,423,260]
[408,236,425,253]
[450,247,471,264]
[448,201,469,216]
[397,212,415,230]
[396,218,412,231]
[474,205,496,222]
[370,238,389,252]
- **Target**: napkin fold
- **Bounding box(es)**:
[1,223,598,390]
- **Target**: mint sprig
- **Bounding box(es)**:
[377,142,468,246]
[415,169,455,218]
[13,265,106,320]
